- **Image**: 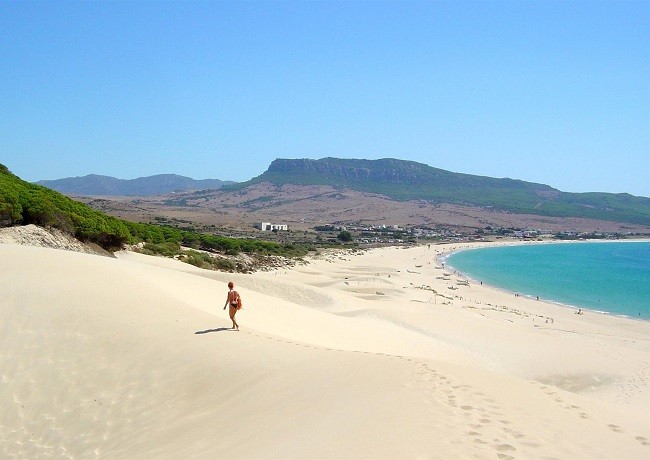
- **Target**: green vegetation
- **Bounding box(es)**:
[0,164,313,259]
[225,158,650,226]
[1,164,130,250]
[337,230,354,242]
[137,243,237,271]
[139,241,181,257]
[181,250,237,272]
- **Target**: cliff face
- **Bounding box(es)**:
[234,157,649,226]
[261,157,553,190]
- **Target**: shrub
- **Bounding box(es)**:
[182,250,213,269]
[141,242,181,257]
[337,230,353,242]
[214,258,236,271]
[0,163,322,256]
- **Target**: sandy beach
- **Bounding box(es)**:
[1,241,648,459]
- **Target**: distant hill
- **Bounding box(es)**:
[229,157,650,226]
[0,164,295,255]
[36,174,234,196]
[1,164,132,249]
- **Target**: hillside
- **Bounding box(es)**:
[37,174,234,196]
[77,181,649,236]
[1,164,134,249]
[231,158,650,226]
[0,164,303,257]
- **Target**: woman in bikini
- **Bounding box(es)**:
[223,281,240,330]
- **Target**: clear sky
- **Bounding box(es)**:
[1,1,648,196]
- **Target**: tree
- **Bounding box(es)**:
[337,230,353,242]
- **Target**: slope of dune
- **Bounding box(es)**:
[1,243,648,459]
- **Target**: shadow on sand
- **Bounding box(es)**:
[195,327,233,334]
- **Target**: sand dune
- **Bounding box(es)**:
[1,242,648,458]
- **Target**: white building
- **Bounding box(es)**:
[258,222,288,231]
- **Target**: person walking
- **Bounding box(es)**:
[223,281,241,330]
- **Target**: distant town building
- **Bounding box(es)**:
[513,230,538,238]
[257,222,288,231]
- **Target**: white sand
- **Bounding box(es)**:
[1,242,648,459]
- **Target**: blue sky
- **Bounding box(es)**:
[1,1,648,196]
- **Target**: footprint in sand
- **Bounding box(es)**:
[521,441,541,448]
[493,443,517,459]
[635,436,648,446]
[608,424,623,433]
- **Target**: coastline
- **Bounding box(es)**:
[2,241,649,458]
[442,239,650,321]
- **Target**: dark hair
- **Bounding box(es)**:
[228,281,234,288]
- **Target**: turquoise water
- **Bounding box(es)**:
[446,241,650,320]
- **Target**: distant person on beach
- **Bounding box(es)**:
[223,281,241,330]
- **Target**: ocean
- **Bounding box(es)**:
[445,241,650,320]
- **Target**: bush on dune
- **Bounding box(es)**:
[0,163,313,258]
[140,242,181,257]
[1,166,132,250]
[181,250,237,272]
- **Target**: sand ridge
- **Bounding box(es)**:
[1,242,648,458]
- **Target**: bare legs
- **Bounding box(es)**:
[229,306,239,330]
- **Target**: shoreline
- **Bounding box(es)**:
[439,239,650,322]
[2,241,649,458]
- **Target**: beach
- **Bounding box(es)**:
[1,241,648,459]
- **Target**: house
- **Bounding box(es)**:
[257,222,288,231]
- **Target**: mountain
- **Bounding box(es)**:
[0,164,297,256]
[36,174,234,196]
[229,157,650,226]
